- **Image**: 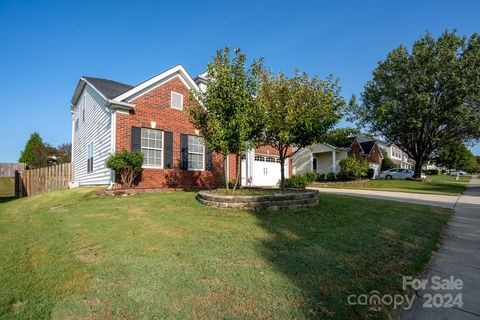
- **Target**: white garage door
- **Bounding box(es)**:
[252,154,288,187]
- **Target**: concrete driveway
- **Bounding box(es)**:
[309,187,460,208]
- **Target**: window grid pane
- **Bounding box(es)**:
[187,136,204,170]
[141,128,163,167]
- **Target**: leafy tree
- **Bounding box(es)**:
[188,47,262,190]
[19,132,49,168]
[255,69,345,188]
[381,150,396,171]
[106,150,144,188]
[349,31,480,178]
[56,143,72,164]
[322,127,360,147]
[435,142,475,171]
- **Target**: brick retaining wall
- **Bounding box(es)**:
[197,189,319,211]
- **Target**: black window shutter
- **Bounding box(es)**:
[180,134,188,170]
[164,131,173,169]
[205,146,213,171]
[131,127,142,152]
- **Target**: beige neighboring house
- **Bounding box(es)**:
[376,141,415,169]
[293,143,349,176]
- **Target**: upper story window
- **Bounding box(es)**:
[171,91,183,110]
[75,118,79,132]
[187,135,204,170]
[87,143,94,173]
[141,128,163,168]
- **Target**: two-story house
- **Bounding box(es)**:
[70,65,291,188]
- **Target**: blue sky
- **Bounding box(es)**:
[0,0,479,162]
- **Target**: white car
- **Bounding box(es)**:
[380,168,426,180]
[447,170,467,176]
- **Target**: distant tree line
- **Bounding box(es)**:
[19,132,71,168]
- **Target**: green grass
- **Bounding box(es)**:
[0,188,450,319]
[314,175,470,196]
[0,177,14,198]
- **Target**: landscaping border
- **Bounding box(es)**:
[197,189,319,211]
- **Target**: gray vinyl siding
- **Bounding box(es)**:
[72,84,113,185]
[292,148,313,174]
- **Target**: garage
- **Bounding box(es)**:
[241,153,288,187]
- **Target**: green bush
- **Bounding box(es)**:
[424,169,439,175]
[381,151,396,171]
[318,173,326,181]
[106,150,144,188]
[283,174,310,189]
[326,172,336,181]
[305,172,320,182]
[339,156,368,180]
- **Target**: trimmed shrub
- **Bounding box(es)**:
[339,156,368,180]
[326,172,336,181]
[284,174,310,189]
[305,172,320,183]
[336,172,347,181]
[424,169,439,175]
[318,173,326,181]
[106,149,144,188]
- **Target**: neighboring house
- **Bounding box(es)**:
[376,141,415,169]
[293,143,348,176]
[348,139,383,177]
[423,161,443,171]
[70,65,291,188]
[293,136,384,178]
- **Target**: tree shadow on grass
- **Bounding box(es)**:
[252,196,447,319]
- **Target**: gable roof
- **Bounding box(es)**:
[113,65,200,102]
[83,77,133,99]
[359,141,376,155]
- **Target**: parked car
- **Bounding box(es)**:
[447,170,467,176]
[380,168,426,180]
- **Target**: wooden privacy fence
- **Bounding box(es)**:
[0,163,26,177]
[15,163,72,197]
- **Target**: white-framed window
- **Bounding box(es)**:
[75,118,79,132]
[87,143,94,173]
[187,135,204,170]
[141,128,163,168]
[171,91,184,110]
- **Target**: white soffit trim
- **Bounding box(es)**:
[113,65,200,103]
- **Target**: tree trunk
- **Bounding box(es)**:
[413,158,424,179]
[224,154,229,190]
[280,157,286,190]
[233,153,241,190]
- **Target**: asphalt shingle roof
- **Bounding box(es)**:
[83,77,134,99]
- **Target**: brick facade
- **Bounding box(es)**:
[115,77,223,188]
[114,75,294,188]
[349,140,382,164]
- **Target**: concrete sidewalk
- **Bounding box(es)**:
[309,187,460,208]
[401,177,480,319]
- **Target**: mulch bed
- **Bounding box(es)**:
[310,179,371,187]
[95,187,202,196]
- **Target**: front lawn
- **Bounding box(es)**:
[313,175,470,196]
[0,188,450,319]
[0,177,14,197]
